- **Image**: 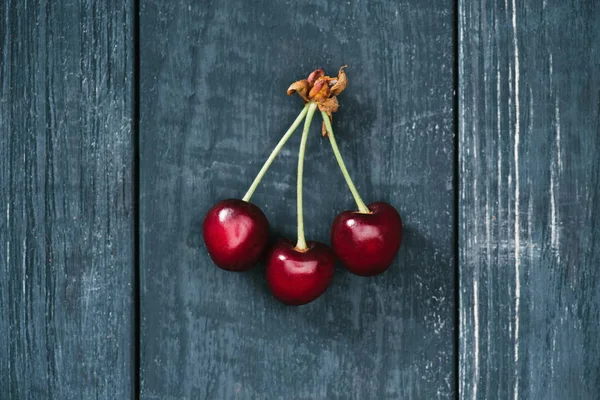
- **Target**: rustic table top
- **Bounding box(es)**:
[1,0,599,399]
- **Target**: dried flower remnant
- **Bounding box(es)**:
[287,66,348,136]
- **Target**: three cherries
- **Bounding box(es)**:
[203,67,403,306]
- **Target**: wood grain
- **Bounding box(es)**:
[458,0,600,399]
[0,1,135,398]
[139,0,456,399]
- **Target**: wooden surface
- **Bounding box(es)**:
[139,1,456,399]
[458,1,600,399]
[0,1,135,399]
[3,0,600,399]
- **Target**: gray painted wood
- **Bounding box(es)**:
[0,1,135,398]
[458,1,600,399]
[139,0,455,399]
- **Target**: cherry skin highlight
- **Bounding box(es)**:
[331,202,402,276]
[202,199,270,271]
[266,239,335,305]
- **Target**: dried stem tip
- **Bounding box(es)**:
[286,66,348,135]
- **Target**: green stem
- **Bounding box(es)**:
[321,111,370,214]
[242,104,310,202]
[296,102,318,251]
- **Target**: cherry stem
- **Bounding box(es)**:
[296,102,318,251]
[321,111,370,214]
[242,104,310,202]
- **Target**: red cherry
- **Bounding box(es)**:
[331,202,402,276]
[202,199,270,271]
[266,239,335,305]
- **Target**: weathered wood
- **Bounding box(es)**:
[0,1,135,398]
[458,1,600,399]
[139,0,456,399]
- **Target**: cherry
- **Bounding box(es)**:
[202,199,269,271]
[320,106,403,276]
[331,202,402,276]
[266,239,335,305]
[266,102,335,305]
[202,103,311,271]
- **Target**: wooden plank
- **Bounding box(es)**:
[458,1,600,399]
[0,1,135,398]
[140,1,455,398]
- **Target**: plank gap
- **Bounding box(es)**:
[133,0,141,398]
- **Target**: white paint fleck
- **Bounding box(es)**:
[528,187,535,262]
[272,182,291,192]
[511,1,521,399]
[550,94,561,259]
[459,6,466,203]
[473,128,478,247]
[550,171,558,248]
[528,93,535,262]
[555,96,562,171]
[549,53,553,84]
[550,328,557,378]
[497,31,503,234]
[459,299,467,397]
